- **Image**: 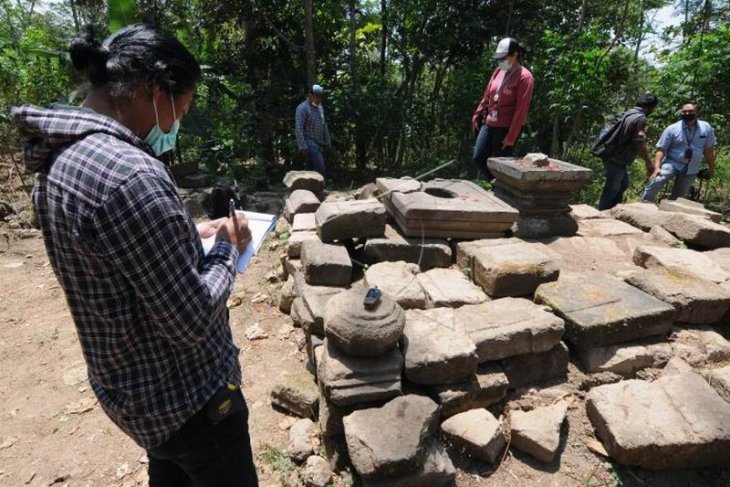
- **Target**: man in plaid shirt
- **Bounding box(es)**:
[13,24,257,486]
[295,84,331,177]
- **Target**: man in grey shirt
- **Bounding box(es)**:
[295,84,331,177]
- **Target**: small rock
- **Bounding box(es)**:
[522,152,550,167]
[62,365,88,386]
[440,408,507,463]
[245,323,268,341]
[3,262,23,269]
[64,397,97,415]
[288,418,316,463]
[271,370,319,419]
[0,437,18,450]
[227,294,244,309]
[115,463,132,479]
[300,455,334,487]
[662,357,694,377]
[510,401,569,462]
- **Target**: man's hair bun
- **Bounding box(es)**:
[69,25,109,84]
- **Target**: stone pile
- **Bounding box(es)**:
[272,170,730,483]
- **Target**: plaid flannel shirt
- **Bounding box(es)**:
[12,105,241,449]
[295,99,331,150]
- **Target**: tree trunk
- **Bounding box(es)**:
[303,0,316,86]
[634,0,645,63]
[69,0,80,33]
[349,0,367,170]
[550,113,561,157]
[380,0,387,76]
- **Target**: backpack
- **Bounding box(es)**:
[590,109,643,160]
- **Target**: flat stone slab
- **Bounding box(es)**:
[471,241,559,297]
[430,363,509,419]
[671,326,730,365]
[453,298,564,363]
[375,177,423,216]
[362,442,456,487]
[417,268,488,308]
[633,245,730,284]
[610,202,670,231]
[292,213,318,232]
[545,236,637,274]
[577,340,673,376]
[535,272,675,348]
[502,342,569,388]
[301,240,352,287]
[403,308,478,385]
[511,401,569,463]
[319,339,403,407]
[284,170,325,193]
[364,261,427,309]
[391,179,519,239]
[301,284,346,336]
[440,408,507,463]
[456,237,525,277]
[649,225,681,247]
[625,268,730,325]
[364,224,452,271]
[705,247,730,274]
[271,370,319,419]
[586,372,730,469]
[488,156,593,193]
[316,198,387,242]
[705,366,730,403]
[570,204,602,220]
[343,395,439,479]
[578,218,645,237]
[661,212,730,249]
[287,231,320,258]
[285,189,321,221]
[659,197,722,223]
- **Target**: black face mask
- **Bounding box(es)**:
[681,113,697,123]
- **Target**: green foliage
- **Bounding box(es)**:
[108,0,139,33]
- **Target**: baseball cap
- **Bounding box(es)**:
[493,38,520,59]
[311,84,324,95]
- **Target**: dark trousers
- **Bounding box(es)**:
[472,125,517,180]
[147,388,258,487]
[598,160,630,210]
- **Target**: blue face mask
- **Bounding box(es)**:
[498,59,511,71]
[145,93,180,156]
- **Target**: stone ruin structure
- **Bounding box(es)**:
[270,165,730,486]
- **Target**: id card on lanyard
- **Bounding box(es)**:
[492,69,514,122]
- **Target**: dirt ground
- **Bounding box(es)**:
[1,181,730,486]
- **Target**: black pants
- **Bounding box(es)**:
[472,125,518,180]
[147,388,258,487]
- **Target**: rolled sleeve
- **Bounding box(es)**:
[295,104,308,150]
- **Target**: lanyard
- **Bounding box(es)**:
[493,68,516,108]
[683,125,697,148]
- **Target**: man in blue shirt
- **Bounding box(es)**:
[295,84,331,177]
[642,101,716,202]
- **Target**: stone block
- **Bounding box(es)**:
[319,339,403,407]
[705,366,730,403]
[301,455,334,487]
[440,408,507,463]
[586,372,730,469]
[403,308,478,385]
[610,202,670,231]
[324,288,405,358]
[287,231,320,258]
[364,261,427,309]
[375,177,422,216]
[315,199,387,242]
[301,284,346,336]
[455,238,524,277]
[625,268,730,325]
[661,212,730,249]
[288,418,317,463]
[279,275,297,315]
[535,272,675,348]
[301,240,352,286]
[362,442,456,487]
[578,218,646,237]
[453,298,564,362]
[343,395,439,479]
[659,197,722,223]
[502,342,569,388]
[292,212,318,232]
[671,326,730,365]
[285,189,321,221]
[364,224,452,271]
[417,268,487,308]
[649,225,682,247]
[284,170,325,193]
[472,241,559,297]
[271,370,319,419]
[577,340,673,376]
[705,247,730,274]
[430,363,509,419]
[633,245,730,284]
[545,236,636,274]
[291,297,316,330]
[488,156,593,192]
[510,401,569,463]
[570,204,602,220]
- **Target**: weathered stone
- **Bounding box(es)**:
[455,238,524,276]
[440,408,507,463]
[431,363,509,419]
[301,240,352,287]
[577,340,673,376]
[343,395,439,479]
[300,455,334,487]
[671,326,730,365]
[705,366,730,403]
[403,308,478,385]
[301,285,346,336]
[292,213,318,232]
[510,401,569,463]
[390,179,519,239]
[535,272,675,348]
[453,298,564,363]
[417,268,487,308]
[287,231,320,258]
[291,297,316,330]
[586,372,730,469]
[661,212,730,249]
[471,241,559,297]
[284,257,303,277]
[284,170,325,193]
[545,236,637,274]
[502,342,569,388]
[271,370,319,419]
[288,418,316,463]
[659,197,722,223]
[308,334,325,374]
[625,268,730,325]
[324,288,405,358]
[319,340,403,407]
[375,177,422,216]
[578,218,645,237]
[570,204,602,220]
[633,245,730,284]
[364,225,452,271]
[363,442,456,487]
[315,199,387,242]
[279,275,297,314]
[364,261,426,309]
[662,356,694,377]
[610,202,670,231]
[285,190,321,221]
[705,247,730,274]
[649,225,682,247]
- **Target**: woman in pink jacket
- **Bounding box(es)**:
[471,38,535,179]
